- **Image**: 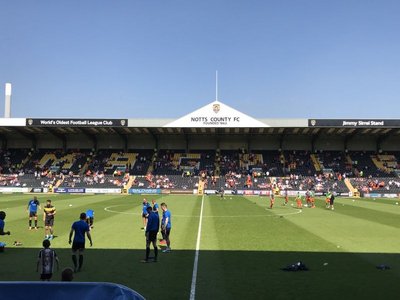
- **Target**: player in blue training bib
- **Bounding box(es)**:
[160,202,172,253]
[27,196,41,230]
[69,212,93,272]
[86,209,94,228]
[152,199,159,213]
[0,211,11,236]
[141,198,151,230]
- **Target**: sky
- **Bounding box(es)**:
[1,0,400,119]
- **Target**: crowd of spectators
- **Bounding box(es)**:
[350,177,400,193]
[2,149,400,193]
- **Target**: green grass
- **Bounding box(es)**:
[1,194,400,299]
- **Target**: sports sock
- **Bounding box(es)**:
[72,255,77,268]
[35,220,38,227]
[146,247,150,260]
[154,246,158,259]
[79,255,83,269]
[29,220,32,227]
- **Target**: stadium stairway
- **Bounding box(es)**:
[197,179,205,195]
[372,154,397,174]
[39,153,56,169]
[344,178,359,197]
[310,154,321,172]
[124,175,136,192]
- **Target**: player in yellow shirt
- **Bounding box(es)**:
[43,199,56,240]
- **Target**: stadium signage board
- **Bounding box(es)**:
[129,188,161,194]
[308,119,400,127]
[164,100,267,128]
[85,188,122,194]
[0,118,26,126]
[0,187,30,193]
[54,187,85,193]
[26,119,128,127]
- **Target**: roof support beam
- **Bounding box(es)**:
[279,128,286,151]
[344,130,358,151]
[0,133,7,150]
[114,128,128,152]
[148,128,158,150]
[311,131,321,153]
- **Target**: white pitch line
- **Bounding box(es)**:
[189,194,205,300]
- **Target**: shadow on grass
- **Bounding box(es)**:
[0,248,399,300]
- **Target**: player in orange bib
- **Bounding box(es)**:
[310,190,316,208]
[305,190,311,207]
[269,191,275,209]
[296,193,303,209]
[284,189,289,206]
[325,191,332,208]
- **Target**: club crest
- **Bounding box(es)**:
[213,104,220,114]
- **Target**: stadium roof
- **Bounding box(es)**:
[0,100,400,137]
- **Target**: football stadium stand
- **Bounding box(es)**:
[2,148,400,196]
[0,100,400,199]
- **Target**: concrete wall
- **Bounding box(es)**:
[314,135,346,151]
[380,136,400,151]
[97,135,125,150]
[249,136,280,150]
[346,135,377,151]
[188,135,218,150]
[36,134,63,149]
[127,135,155,149]
[158,135,186,150]
[6,136,33,148]
[218,135,248,150]
[281,135,312,150]
[67,134,94,149]
[2,132,399,152]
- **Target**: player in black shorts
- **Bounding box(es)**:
[43,200,56,240]
[27,196,41,230]
[142,206,159,263]
[37,239,59,281]
[329,193,335,210]
[69,213,93,272]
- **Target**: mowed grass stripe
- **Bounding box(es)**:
[201,195,339,252]
[173,195,202,250]
[264,198,400,253]
[2,194,125,222]
[241,195,344,252]
[195,195,334,300]
[196,195,400,299]
[309,197,400,231]
[0,195,129,248]
[2,194,400,299]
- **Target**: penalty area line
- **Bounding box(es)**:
[189,194,205,300]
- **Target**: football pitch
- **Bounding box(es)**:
[1,193,400,299]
